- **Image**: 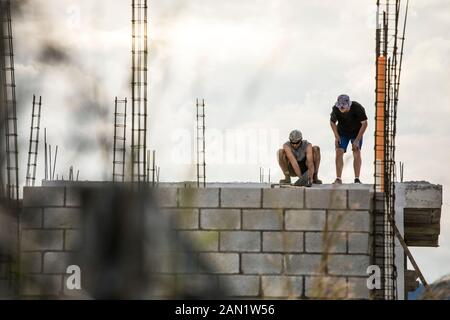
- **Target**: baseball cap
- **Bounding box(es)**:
[335,94,352,109]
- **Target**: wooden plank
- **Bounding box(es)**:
[405,224,440,236]
[404,208,441,224]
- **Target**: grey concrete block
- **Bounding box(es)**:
[21,230,63,251]
[348,233,370,254]
[20,208,43,229]
[161,209,199,230]
[305,232,346,253]
[328,255,370,276]
[62,274,90,299]
[263,188,304,209]
[200,209,241,230]
[65,187,82,207]
[179,188,219,208]
[178,231,219,252]
[261,276,303,298]
[284,254,322,275]
[154,188,178,207]
[23,187,65,207]
[242,209,283,230]
[241,254,283,274]
[348,189,371,210]
[21,274,62,296]
[44,208,82,228]
[219,275,260,297]
[404,183,443,208]
[147,275,176,297]
[65,230,82,251]
[43,252,78,274]
[305,276,347,299]
[220,231,260,252]
[347,277,370,299]
[305,189,347,209]
[176,275,219,296]
[263,232,303,253]
[220,188,261,208]
[327,210,371,232]
[20,252,42,274]
[199,253,239,274]
[285,210,326,231]
[149,252,198,274]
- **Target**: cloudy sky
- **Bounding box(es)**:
[10,0,450,283]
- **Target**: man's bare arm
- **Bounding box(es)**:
[353,120,368,150]
[283,143,302,177]
[306,143,315,181]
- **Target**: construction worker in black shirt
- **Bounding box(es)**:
[330,94,368,184]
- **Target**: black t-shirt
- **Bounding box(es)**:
[330,101,368,137]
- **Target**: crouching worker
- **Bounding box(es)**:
[277,129,322,187]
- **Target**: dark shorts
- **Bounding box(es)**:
[287,162,309,185]
[339,135,363,153]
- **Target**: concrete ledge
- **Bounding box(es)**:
[404,182,443,208]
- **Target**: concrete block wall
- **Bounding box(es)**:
[19,185,373,299]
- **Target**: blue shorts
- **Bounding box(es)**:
[339,136,363,153]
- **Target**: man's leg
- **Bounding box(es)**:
[335,148,344,180]
[312,146,322,183]
[353,149,362,179]
[277,149,291,183]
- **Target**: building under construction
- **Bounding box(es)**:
[0,0,445,300]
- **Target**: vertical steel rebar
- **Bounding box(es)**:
[196,99,206,188]
[113,97,127,182]
[131,0,148,184]
[1,0,19,201]
[26,95,42,187]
